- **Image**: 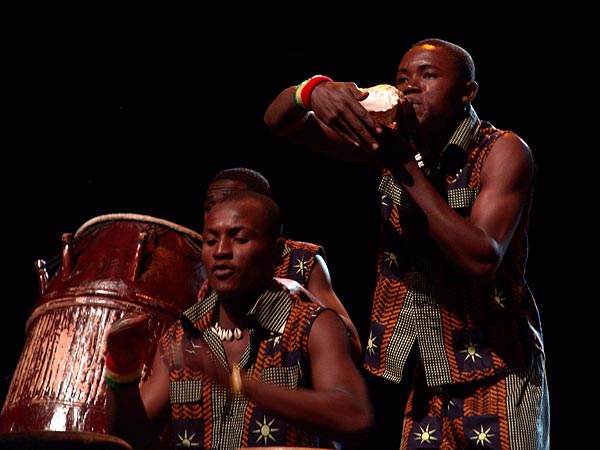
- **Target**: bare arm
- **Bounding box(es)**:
[308,254,363,361]
[104,316,170,449]
[385,132,535,282]
[264,82,382,161]
[243,310,372,445]
[266,79,534,282]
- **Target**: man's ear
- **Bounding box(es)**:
[463,80,478,105]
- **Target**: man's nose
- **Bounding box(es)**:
[403,79,419,93]
[214,239,232,257]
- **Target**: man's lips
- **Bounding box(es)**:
[212,265,234,278]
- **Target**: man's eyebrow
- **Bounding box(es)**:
[204,225,247,234]
[397,63,439,74]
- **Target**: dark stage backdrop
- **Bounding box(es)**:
[0,5,592,449]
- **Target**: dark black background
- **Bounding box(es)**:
[0,4,592,448]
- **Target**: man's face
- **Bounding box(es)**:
[201,198,276,300]
[395,44,466,134]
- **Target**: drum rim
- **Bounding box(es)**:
[74,213,203,241]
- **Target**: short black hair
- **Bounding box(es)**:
[213,190,282,238]
[209,167,272,197]
[413,38,475,83]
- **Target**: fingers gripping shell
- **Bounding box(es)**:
[359,84,404,128]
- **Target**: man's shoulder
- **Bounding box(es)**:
[284,238,323,251]
[275,277,321,305]
[275,277,309,296]
[282,237,324,255]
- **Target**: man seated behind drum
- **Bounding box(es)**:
[200,167,362,361]
[104,190,373,450]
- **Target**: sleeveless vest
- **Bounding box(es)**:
[160,280,333,449]
[364,119,544,387]
[275,238,324,288]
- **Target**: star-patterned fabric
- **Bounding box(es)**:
[159,279,335,449]
[364,111,544,386]
[362,107,549,449]
[275,239,324,287]
[400,360,549,450]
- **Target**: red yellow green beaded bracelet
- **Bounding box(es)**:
[293,75,333,110]
[104,352,145,389]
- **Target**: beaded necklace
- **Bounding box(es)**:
[211,323,243,341]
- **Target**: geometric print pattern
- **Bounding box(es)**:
[364,115,547,391]
[275,239,324,287]
[400,357,549,450]
[447,186,479,209]
[160,279,333,449]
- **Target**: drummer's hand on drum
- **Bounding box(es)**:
[106,314,153,366]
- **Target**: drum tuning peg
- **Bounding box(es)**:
[131,231,148,282]
[60,233,73,280]
[34,259,48,296]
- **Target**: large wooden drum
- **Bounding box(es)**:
[0,214,204,436]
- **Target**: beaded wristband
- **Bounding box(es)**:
[104,352,144,389]
[293,75,333,110]
[105,352,144,373]
[104,374,141,390]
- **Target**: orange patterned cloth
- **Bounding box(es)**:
[275,239,323,287]
[364,109,549,449]
[364,118,543,386]
[160,279,334,449]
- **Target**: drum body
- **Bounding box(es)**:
[0,214,204,434]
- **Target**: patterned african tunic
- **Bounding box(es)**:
[159,279,334,449]
[275,239,324,287]
[363,106,546,387]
